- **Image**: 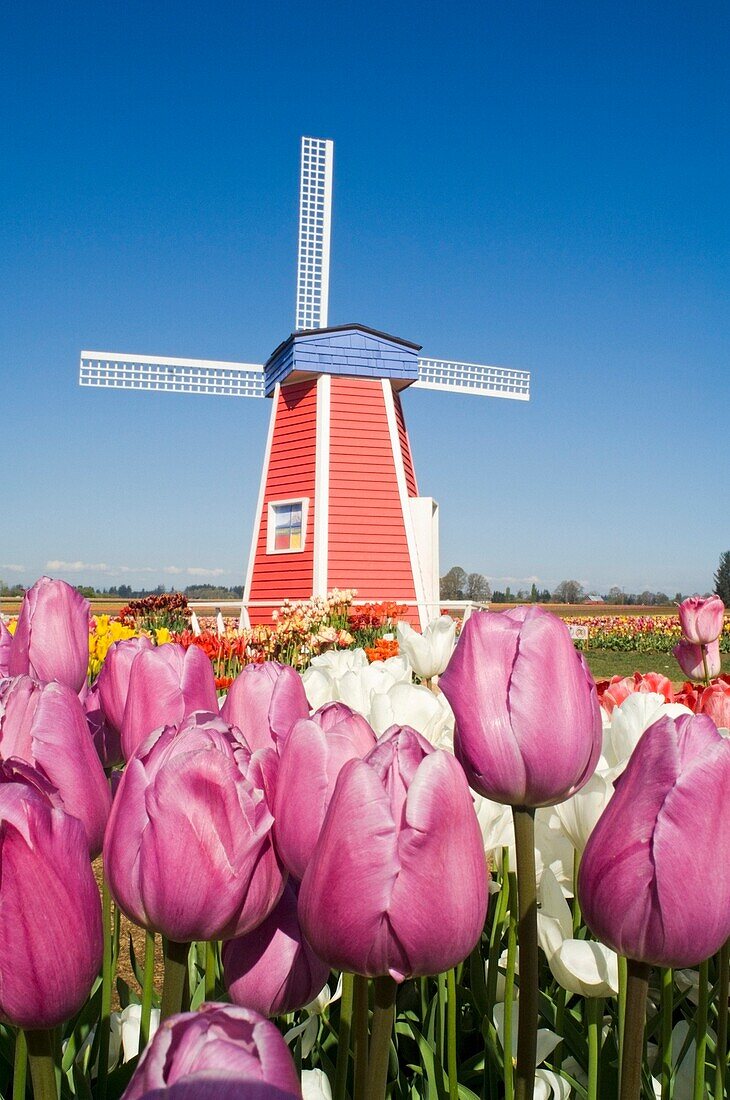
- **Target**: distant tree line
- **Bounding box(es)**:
[0,581,243,600]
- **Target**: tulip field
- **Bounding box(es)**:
[0,580,728,1100]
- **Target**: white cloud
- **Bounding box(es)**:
[186,567,227,577]
[0,563,25,572]
[486,574,541,587]
[46,560,110,573]
[163,566,185,575]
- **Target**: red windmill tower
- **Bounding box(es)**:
[79,138,530,628]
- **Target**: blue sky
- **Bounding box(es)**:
[2,0,728,596]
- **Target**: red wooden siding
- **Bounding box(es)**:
[248,380,317,624]
[327,378,419,621]
[393,391,418,497]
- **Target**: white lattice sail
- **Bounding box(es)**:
[414,358,530,401]
[79,353,265,399]
[295,137,334,332]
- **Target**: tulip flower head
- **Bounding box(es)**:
[440,607,602,808]
[578,713,730,967]
[0,617,11,677]
[678,594,725,646]
[105,712,285,942]
[122,1003,302,1100]
[0,760,103,1029]
[673,638,721,682]
[698,677,730,730]
[221,661,310,753]
[96,634,154,737]
[8,576,90,693]
[298,725,488,981]
[395,616,456,681]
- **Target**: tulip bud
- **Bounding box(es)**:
[96,634,154,736]
[395,616,456,681]
[0,617,11,677]
[8,576,90,693]
[122,1003,302,1099]
[274,703,376,881]
[440,607,602,808]
[221,661,310,753]
[223,882,330,1017]
[104,713,285,942]
[0,760,103,1028]
[578,714,730,967]
[299,726,488,981]
[673,638,721,682]
[120,642,218,760]
[678,594,725,645]
[0,676,112,856]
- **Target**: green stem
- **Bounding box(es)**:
[486,849,511,1098]
[353,975,369,1100]
[693,959,709,1100]
[25,1030,57,1100]
[554,987,566,1072]
[572,850,582,937]
[512,806,538,1100]
[205,940,217,1001]
[139,930,156,1053]
[660,968,673,1100]
[701,645,711,687]
[715,940,729,1100]
[366,976,397,1100]
[334,973,354,1100]
[447,968,459,1100]
[13,1030,27,1100]
[97,875,113,1100]
[504,871,518,1100]
[161,940,190,1021]
[620,959,650,1100]
[438,971,447,1074]
[618,955,628,1081]
[587,997,603,1100]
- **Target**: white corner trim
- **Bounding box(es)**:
[242,384,280,623]
[381,379,429,629]
[313,373,331,596]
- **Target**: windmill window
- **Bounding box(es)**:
[267,498,309,555]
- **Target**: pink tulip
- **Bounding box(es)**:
[699,678,730,728]
[274,702,377,880]
[678,594,725,645]
[578,713,730,967]
[83,682,124,769]
[223,882,329,1017]
[122,1003,302,1099]
[0,760,103,1028]
[0,676,112,856]
[597,670,674,715]
[0,618,11,677]
[221,661,310,753]
[8,577,90,693]
[673,638,721,681]
[440,607,602,807]
[120,643,218,760]
[96,634,154,735]
[298,726,488,981]
[104,713,285,941]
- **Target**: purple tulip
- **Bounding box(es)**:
[0,618,11,677]
[0,676,112,856]
[96,634,154,736]
[673,638,721,681]
[678,594,725,645]
[298,726,488,981]
[122,1003,302,1099]
[104,712,285,941]
[440,607,602,807]
[8,576,90,693]
[578,713,730,967]
[221,661,310,753]
[120,643,219,760]
[223,881,330,1017]
[0,760,103,1028]
[274,702,377,881]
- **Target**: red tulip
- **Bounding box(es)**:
[105,713,285,941]
[0,760,102,1028]
[678,594,725,645]
[8,577,90,693]
[221,662,310,753]
[274,702,376,880]
[298,726,488,981]
[0,676,112,856]
[440,607,602,807]
[673,638,721,682]
[597,671,674,715]
[699,678,730,728]
[223,882,329,1017]
[120,643,218,760]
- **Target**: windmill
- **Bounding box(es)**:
[79,137,530,629]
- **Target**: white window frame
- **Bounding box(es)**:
[266,497,310,555]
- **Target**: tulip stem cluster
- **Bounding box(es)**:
[12,1031,27,1100]
[366,975,397,1100]
[352,974,370,1100]
[139,930,156,1052]
[693,959,709,1100]
[716,940,729,1100]
[161,939,190,1021]
[25,1029,57,1100]
[660,967,673,1099]
[446,967,459,1100]
[620,960,650,1100]
[513,806,539,1100]
[333,972,354,1100]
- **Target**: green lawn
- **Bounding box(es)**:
[583,648,730,681]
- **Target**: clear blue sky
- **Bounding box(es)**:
[2,0,728,596]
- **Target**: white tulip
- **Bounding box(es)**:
[301,666,337,710]
[285,975,343,1059]
[309,648,369,676]
[554,772,615,853]
[602,693,692,776]
[109,1004,161,1065]
[337,662,398,715]
[302,1069,333,1099]
[370,683,455,749]
[537,869,618,997]
[396,616,456,680]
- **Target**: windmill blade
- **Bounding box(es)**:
[414,357,530,401]
[79,352,265,398]
[295,136,334,331]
